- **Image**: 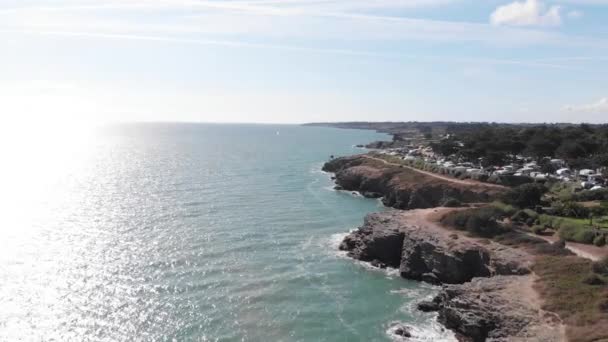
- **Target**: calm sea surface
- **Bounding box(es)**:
[0,124,453,341]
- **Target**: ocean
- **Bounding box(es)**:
[0,123,454,341]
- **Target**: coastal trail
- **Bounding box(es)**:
[362,155,507,190]
[525,231,608,261]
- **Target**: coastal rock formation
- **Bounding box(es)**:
[340,209,564,341]
[340,210,530,284]
[323,155,503,210]
[423,275,564,342]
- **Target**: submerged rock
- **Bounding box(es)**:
[389,322,413,339]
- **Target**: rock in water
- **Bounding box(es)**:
[389,322,412,339]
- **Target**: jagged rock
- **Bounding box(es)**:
[389,322,412,338]
[417,300,440,312]
[361,191,383,198]
[371,259,387,269]
[339,215,404,268]
[334,185,344,190]
[340,211,531,284]
[421,273,441,285]
[431,276,547,342]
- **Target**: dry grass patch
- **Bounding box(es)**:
[533,255,608,342]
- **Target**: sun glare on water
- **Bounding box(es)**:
[0,114,101,253]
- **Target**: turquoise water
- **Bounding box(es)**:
[0,124,452,341]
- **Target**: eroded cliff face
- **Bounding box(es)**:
[423,276,565,342]
[340,211,530,285]
[323,155,502,210]
[339,210,564,341]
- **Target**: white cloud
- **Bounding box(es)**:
[565,97,608,113]
[567,10,584,18]
[490,0,562,27]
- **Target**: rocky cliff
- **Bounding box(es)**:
[323,155,503,210]
[339,209,563,341]
[340,210,530,284]
[419,275,565,342]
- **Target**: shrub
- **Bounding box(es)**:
[558,225,596,244]
[441,207,508,238]
[442,198,463,207]
[501,183,547,208]
[511,209,538,224]
[491,201,517,216]
[554,239,566,248]
[582,274,605,286]
[535,242,573,256]
[532,225,546,235]
[553,201,590,218]
[592,257,608,275]
[593,235,606,247]
[569,189,608,202]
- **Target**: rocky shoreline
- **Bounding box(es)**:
[336,209,564,341]
[323,155,503,210]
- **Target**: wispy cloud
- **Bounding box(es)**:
[0,1,601,48]
[0,28,581,70]
[565,97,608,113]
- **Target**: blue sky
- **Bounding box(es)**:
[1,0,607,125]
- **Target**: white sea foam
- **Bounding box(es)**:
[386,320,457,342]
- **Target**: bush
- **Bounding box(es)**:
[558,225,596,244]
[593,235,606,247]
[535,242,573,256]
[442,198,463,207]
[491,201,517,216]
[569,189,608,202]
[511,209,538,224]
[501,183,547,208]
[441,207,509,238]
[532,225,546,235]
[552,201,590,218]
[592,257,608,275]
[582,274,606,286]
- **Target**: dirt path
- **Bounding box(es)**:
[530,231,608,261]
[363,155,507,190]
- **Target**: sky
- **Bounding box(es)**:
[1,0,608,125]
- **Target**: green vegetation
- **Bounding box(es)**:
[440,207,509,238]
[501,183,547,209]
[490,201,517,216]
[533,256,608,342]
[534,213,608,244]
[568,188,608,202]
[593,256,608,276]
[558,225,597,244]
[432,123,608,171]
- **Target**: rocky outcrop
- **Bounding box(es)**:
[420,276,563,342]
[340,211,530,285]
[339,209,564,341]
[323,155,502,210]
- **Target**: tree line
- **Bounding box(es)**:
[430,123,608,171]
